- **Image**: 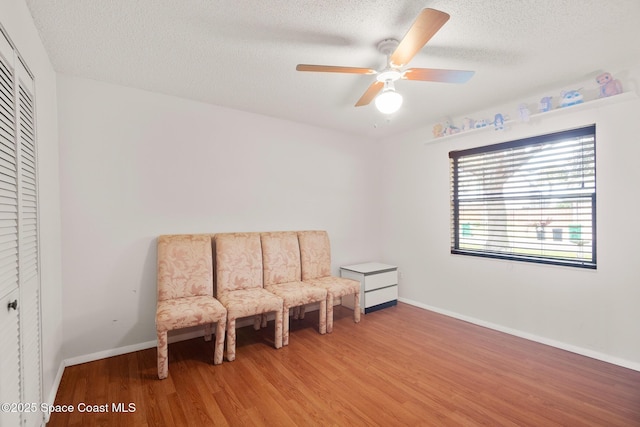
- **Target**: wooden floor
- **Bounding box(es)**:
[49,303,640,426]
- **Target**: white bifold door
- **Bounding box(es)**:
[0,26,42,427]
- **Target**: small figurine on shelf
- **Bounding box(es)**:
[443,118,460,135]
[539,96,553,112]
[518,103,531,122]
[445,126,461,135]
[596,72,623,97]
[559,89,584,107]
[474,119,489,129]
[432,122,444,138]
[461,117,475,131]
[493,113,506,131]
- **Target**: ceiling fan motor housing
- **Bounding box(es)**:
[376,39,402,82]
[376,69,402,83]
[377,39,400,57]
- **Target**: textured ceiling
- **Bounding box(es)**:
[25,0,640,139]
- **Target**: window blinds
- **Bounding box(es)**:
[449,125,596,269]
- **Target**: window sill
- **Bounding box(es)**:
[426,91,638,145]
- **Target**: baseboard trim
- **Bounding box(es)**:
[43,360,66,423]
[399,297,640,372]
[64,340,157,367]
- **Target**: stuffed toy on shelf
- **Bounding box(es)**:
[474,119,490,129]
[539,96,553,112]
[518,104,531,122]
[432,122,444,138]
[461,117,475,131]
[559,90,583,108]
[596,72,623,97]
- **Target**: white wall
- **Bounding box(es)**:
[57,75,382,359]
[0,0,63,407]
[379,69,640,368]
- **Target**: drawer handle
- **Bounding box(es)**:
[7,299,17,311]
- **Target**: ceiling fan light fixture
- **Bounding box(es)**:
[375,82,403,114]
[295,9,474,113]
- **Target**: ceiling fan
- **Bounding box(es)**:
[296,8,474,114]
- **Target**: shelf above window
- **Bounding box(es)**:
[425,91,638,145]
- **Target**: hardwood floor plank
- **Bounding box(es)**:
[48,303,640,426]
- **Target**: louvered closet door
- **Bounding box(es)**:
[0,32,21,427]
[17,59,41,427]
[0,31,18,300]
[0,28,42,427]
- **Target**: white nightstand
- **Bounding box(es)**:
[340,262,398,314]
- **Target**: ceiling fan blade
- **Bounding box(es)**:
[355,81,384,106]
[296,64,377,74]
[403,68,475,83]
[390,8,450,68]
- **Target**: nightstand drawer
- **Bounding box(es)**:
[365,270,397,291]
[365,285,398,308]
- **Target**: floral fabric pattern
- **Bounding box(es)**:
[215,232,264,292]
[303,276,360,298]
[265,281,327,345]
[261,231,327,345]
[298,231,361,333]
[214,233,284,361]
[297,231,332,280]
[156,229,360,369]
[156,296,226,332]
[217,289,284,319]
[155,234,226,379]
[304,276,361,333]
[261,231,302,286]
[157,234,214,300]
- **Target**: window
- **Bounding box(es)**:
[449,125,596,269]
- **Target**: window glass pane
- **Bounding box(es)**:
[449,125,596,269]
